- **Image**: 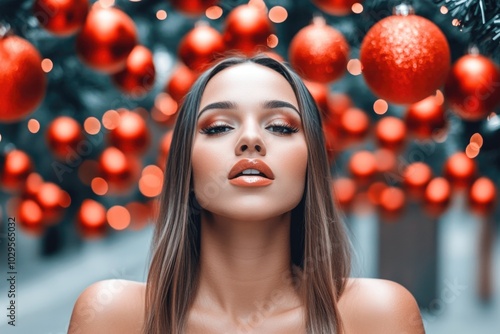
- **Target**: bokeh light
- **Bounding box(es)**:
[373,99,388,115]
[107,205,131,230]
[28,119,40,133]
[206,6,223,19]
[156,10,167,20]
[84,117,101,135]
[269,6,287,23]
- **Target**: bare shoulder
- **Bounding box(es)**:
[68,279,146,334]
[338,278,425,334]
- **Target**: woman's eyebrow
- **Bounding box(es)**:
[262,100,300,115]
[198,101,236,118]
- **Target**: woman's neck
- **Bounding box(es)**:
[193,210,303,325]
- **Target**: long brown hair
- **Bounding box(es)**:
[143,55,351,333]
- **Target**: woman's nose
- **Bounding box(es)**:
[235,122,266,156]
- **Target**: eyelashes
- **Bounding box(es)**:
[200,121,300,136]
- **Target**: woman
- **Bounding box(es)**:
[68,55,425,333]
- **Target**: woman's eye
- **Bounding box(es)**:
[200,124,233,135]
[267,123,299,135]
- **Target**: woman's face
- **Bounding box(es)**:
[191,63,308,221]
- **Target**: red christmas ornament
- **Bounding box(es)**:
[340,107,370,138]
[166,64,198,103]
[375,116,407,149]
[445,54,500,121]
[77,199,107,238]
[223,4,274,55]
[332,177,357,210]
[1,150,33,192]
[179,24,225,72]
[303,80,329,115]
[469,177,496,212]
[46,116,84,159]
[0,34,46,122]
[111,45,155,97]
[169,0,218,15]
[108,110,150,155]
[33,0,89,36]
[35,182,66,225]
[379,186,405,213]
[349,150,377,180]
[424,177,451,216]
[76,6,137,73]
[403,162,432,189]
[98,147,140,192]
[14,198,45,235]
[289,17,349,83]
[360,13,450,104]
[312,0,364,16]
[443,152,477,188]
[406,95,446,139]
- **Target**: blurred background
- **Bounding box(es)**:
[0,0,499,333]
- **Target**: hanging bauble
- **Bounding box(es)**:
[468,177,496,213]
[111,45,156,97]
[375,116,406,150]
[76,6,137,73]
[360,8,450,104]
[379,186,406,218]
[179,24,225,72]
[349,150,377,180]
[77,199,107,238]
[445,54,500,121]
[169,0,218,15]
[332,177,357,210]
[33,0,89,36]
[289,17,349,83]
[443,152,477,188]
[46,116,84,159]
[166,64,198,103]
[405,94,446,139]
[35,182,66,225]
[403,162,432,199]
[108,110,150,155]
[98,147,140,193]
[222,4,274,55]
[12,198,45,235]
[0,34,46,122]
[1,150,33,192]
[339,107,370,138]
[312,0,364,16]
[424,177,451,217]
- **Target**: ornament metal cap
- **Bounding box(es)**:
[393,3,415,16]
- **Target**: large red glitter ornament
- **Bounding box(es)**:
[445,54,500,121]
[108,110,150,155]
[33,0,89,36]
[0,34,46,122]
[289,17,349,83]
[179,24,225,72]
[111,45,156,97]
[76,6,137,73]
[406,95,446,139]
[312,0,363,15]
[1,150,33,192]
[46,116,84,159]
[169,0,218,15]
[360,12,450,104]
[166,64,198,103]
[223,4,274,55]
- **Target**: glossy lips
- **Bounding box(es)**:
[228,159,275,187]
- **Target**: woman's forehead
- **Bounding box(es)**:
[199,63,298,109]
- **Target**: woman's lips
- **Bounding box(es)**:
[229,175,273,187]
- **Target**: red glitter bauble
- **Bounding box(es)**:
[169,0,218,15]
[179,24,225,72]
[33,0,89,36]
[445,54,500,121]
[443,152,477,188]
[349,150,377,180]
[0,35,46,122]
[166,64,198,103]
[98,147,140,192]
[312,0,364,15]
[76,6,137,73]
[108,110,150,155]
[111,45,156,97]
[77,199,107,238]
[289,17,349,83]
[340,107,370,138]
[469,177,496,212]
[46,116,84,159]
[1,150,33,192]
[223,4,274,55]
[406,95,446,138]
[35,182,66,225]
[360,14,450,104]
